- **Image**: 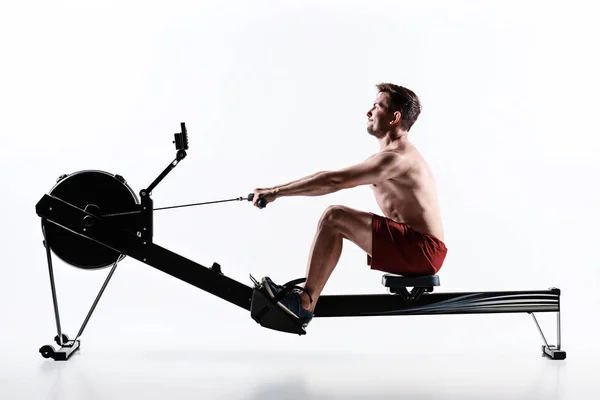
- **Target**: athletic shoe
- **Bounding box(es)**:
[262,276,314,325]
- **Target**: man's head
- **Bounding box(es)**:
[366,83,421,138]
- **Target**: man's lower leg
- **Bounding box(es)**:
[301,225,344,313]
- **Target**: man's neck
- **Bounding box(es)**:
[378,131,409,151]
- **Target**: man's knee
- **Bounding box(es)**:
[318,205,373,252]
[318,205,351,230]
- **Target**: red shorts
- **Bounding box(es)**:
[367,213,447,276]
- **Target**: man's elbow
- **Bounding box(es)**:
[328,171,362,191]
[325,171,339,185]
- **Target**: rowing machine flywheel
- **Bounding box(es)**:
[43,170,139,270]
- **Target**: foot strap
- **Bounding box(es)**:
[273,277,313,305]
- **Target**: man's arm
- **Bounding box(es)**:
[271,151,407,198]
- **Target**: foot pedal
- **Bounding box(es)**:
[249,278,307,335]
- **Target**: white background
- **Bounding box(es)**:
[1,0,598,398]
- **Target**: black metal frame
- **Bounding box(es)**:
[35,122,566,361]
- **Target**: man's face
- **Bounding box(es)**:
[366,92,394,137]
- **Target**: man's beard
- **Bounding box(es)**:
[367,122,375,135]
[367,124,383,138]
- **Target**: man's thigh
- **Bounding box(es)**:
[323,205,374,255]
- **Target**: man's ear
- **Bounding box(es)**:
[390,111,402,126]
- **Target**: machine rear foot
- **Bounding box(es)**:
[39,338,80,361]
[542,345,566,360]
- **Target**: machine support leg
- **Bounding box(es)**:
[74,256,122,341]
[529,312,566,360]
[557,311,561,350]
[530,312,550,348]
[42,223,64,346]
[39,222,122,361]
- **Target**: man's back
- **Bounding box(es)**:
[369,143,444,242]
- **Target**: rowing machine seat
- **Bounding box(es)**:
[382,274,439,300]
[382,274,440,288]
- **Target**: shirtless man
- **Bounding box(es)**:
[251,83,448,326]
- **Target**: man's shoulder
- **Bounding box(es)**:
[365,150,416,178]
[374,147,419,165]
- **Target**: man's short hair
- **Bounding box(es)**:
[376,83,422,132]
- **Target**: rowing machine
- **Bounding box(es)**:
[35,122,566,361]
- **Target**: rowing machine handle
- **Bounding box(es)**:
[248,193,267,209]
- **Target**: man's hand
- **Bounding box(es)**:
[252,187,278,208]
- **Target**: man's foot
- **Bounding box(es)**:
[262,277,314,325]
[262,276,284,297]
